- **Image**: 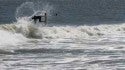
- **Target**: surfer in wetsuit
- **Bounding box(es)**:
[32,13,47,25]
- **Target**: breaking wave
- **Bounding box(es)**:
[0,17,125,46]
[1,19,125,39]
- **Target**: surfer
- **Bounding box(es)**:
[32,13,47,25]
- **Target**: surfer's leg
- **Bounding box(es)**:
[39,17,42,22]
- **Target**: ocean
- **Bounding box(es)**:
[0,0,125,70]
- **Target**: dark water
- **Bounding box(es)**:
[1,0,125,25]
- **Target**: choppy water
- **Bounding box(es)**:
[1,0,125,70]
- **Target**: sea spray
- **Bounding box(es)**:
[15,2,53,21]
[15,2,35,20]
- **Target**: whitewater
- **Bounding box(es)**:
[1,1,125,70]
[0,18,125,70]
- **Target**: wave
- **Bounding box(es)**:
[1,20,125,39]
[0,18,125,46]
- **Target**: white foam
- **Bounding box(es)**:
[1,18,125,48]
[0,30,27,48]
[38,23,125,39]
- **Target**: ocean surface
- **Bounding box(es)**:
[1,0,125,70]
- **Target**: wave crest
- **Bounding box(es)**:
[1,22,125,39]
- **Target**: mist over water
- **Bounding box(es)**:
[0,0,125,70]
